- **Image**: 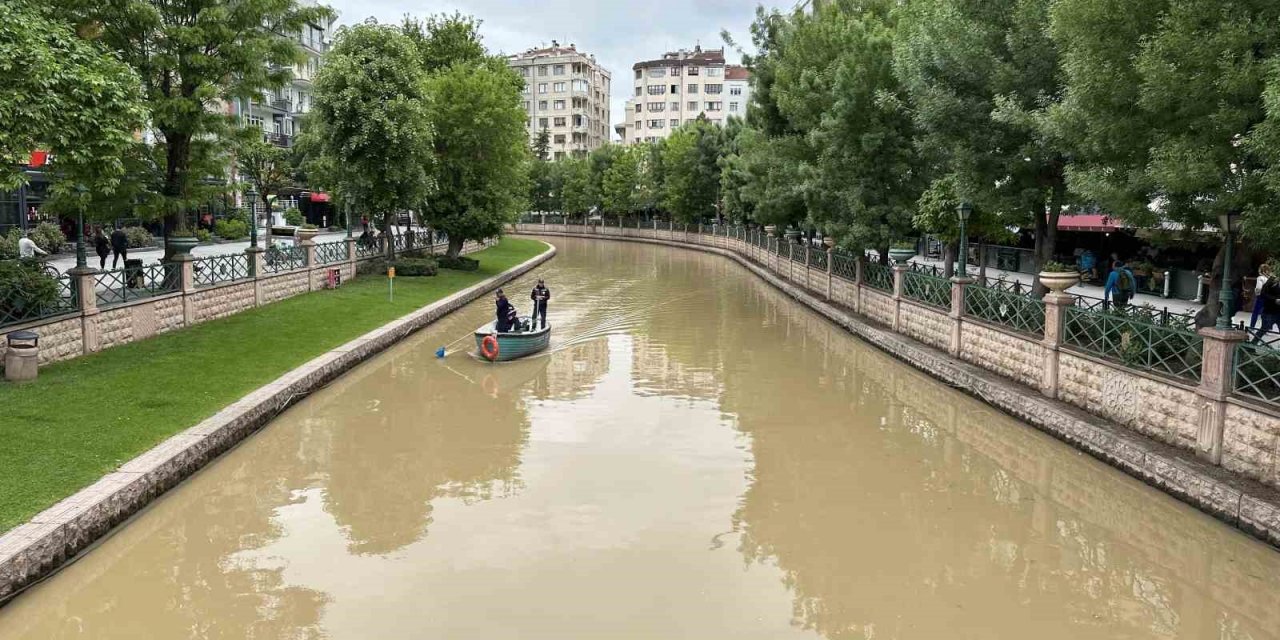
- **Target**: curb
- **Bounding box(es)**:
[517,230,1280,549]
[0,242,556,603]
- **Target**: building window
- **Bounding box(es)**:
[705,84,723,94]
[649,102,665,112]
[687,84,698,94]
[647,67,666,78]
[647,119,665,128]
[523,101,530,110]
[707,67,721,77]
[573,115,584,126]
[538,65,548,76]
[635,69,642,79]
[519,67,529,77]
[572,80,588,92]
[635,86,642,96]
[687,67,699,76]
[538,83,547,94]
[729,102,739,112]
[538,100,547,110]
[671,101,680,111]
[706,101,722,111]
[646,85,666,95]
[554,100,566,110]
[670,119,679,128]
[730,86,743,96]
[687,101,697,110]
[635,119,642,129]
[634,103,642,113]
[554,117,566,127]
[669,84,679,94]
[669,66,681,76]
[538,117,549,128]
[554,134,566,143]
[550,82,563,92]
[554,64,566,75]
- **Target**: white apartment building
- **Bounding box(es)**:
[619,46,751,145]
[239,1,333,149]
[509,41,612,159]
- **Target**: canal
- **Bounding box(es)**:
[2,236,1278,639]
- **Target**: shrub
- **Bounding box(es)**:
[0,230,19,260]
[195,229,212,243]
[891,241,916,250]
[0,260,61,323]
[438,255,479,272]
[31,223,65,254]
[1042,261,1073,273]
[214,219,248,240]
[124,227,154,248]
[390,256,438,277]
[283,208,303,226]
[225,208,251,226]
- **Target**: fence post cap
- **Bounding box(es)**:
[65,265,99,276]
[1196,326,1249,342]
[949,275,974,284]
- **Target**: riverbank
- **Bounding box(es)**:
[0,237,548,535]
[514,228,1280,548]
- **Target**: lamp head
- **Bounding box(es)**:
[1218,210,1241,234]
[956,201,973,222]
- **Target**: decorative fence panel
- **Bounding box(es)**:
[95,264,181,307]
[263,245,307,274]
[809,247,829,270]
[864,262,894,292]
[315,240,348,265]
[0,272,78,329]
[964,285,1046,336]
[192,254,251,287]
[832,253,856,282]
[1235,342,1280,404]
[902,272,951,310]
[1062,307,1203,383]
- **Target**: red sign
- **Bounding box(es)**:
[29,151,48,168]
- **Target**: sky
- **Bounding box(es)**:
[324,0,777,139]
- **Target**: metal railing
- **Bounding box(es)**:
[0,271,78,329]
[864,261,893,292]
[902,271,951,310]
[832,253,856,282]
[95,264,180,307]
[1062,306,1203,383]
[192,254,251,287]
[1235,342,1280,404]
[315,240,348,264]
[808,247,829,270]
[263,244,306,273]
[964,284,1046,336]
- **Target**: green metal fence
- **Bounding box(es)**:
[0,270,78,329]
[902,271,951,309]
[315,240,348,265]
[1062,306,1203,383]
[264,244,306,273]
[964,285,1046,336]
[192,254,251,287]
[864,261,893,292]
[1234,342,1280,404]
[95,264,181,307]
[832,252,856,281]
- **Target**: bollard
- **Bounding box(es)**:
[5,330,39,382]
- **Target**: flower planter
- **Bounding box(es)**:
[294,228,319,245]
[165,235,199,258]
[824,236,836,248]
[888,248,917,264]
[1038,271,1079,293]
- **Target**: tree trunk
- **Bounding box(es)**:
[447,235,464,259]
[977,238,988,283]
[1195,242,1253,329]
[942,242,956,279]
[161,131,192,261]
[382,211,397,260]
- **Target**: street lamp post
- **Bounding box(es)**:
[73,184,88,271]
[955,201,972,278]
[1216,210,1241,330]
[246,186,258,250]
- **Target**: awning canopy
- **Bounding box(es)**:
[1057,214,1121,232]
[307,192,330,203]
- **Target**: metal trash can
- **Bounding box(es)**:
[125,258,144,288]
[5,330,39,382]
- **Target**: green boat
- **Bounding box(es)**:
[474,317,551,362]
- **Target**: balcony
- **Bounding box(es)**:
[266,132,292,148]
[271,98,293,112]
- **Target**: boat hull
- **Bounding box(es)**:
[474,318,551,362]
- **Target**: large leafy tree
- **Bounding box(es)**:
[602,146,641,215]
[57,0,332,244]
[235,133,294,228]
[559,158,592,216]
[309,22,434,259]
[0,0,146,210]
[662,120,725,223]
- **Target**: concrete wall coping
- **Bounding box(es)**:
[516,229,1280,549]
[0,241,555,604]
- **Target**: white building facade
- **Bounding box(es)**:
[509,42,612,159]
[620,46,750,146]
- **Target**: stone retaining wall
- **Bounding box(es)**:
[0,241,552,602]
[513,226,1280,548]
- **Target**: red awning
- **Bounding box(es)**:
[1057,214,1120,232]
[308,192,330,203]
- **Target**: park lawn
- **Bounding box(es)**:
[0,237,549,533]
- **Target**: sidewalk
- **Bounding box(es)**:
[46,228,349,273]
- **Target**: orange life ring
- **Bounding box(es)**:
[480,335,500,361]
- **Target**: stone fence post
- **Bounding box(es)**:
[826,247,834,300]
[247,246,266,306]
[803,245,811,287]
[1040,292,1073,398]
[176,255,196,325]
[891,264,908,332]
[345,237,357,281]
[301,237,318,292]
[69,267,98,355]
[949,275,973,358]
[1194,327,1248,464]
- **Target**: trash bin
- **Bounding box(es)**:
[125,258,144,289]
[5,330,39,382]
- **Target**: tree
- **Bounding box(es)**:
[602,147,641,215]
[420,59,529,257]
[559,158,592,216]
[532,128,551,161]
[309,22,434,259]
[235,134,294,231]
[0,0,145,210]
[57,0,332,248]
[662,120,725,223]
[636,141,668,217]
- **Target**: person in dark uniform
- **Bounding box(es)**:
[110,225,129,269]
[495,289,517,333]
[530,279,551,329]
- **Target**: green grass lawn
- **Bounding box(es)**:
[0,237,549,533]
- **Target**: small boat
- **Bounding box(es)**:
[474,317,551,362]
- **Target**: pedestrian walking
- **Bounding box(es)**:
[17,230,47,259]
[1104,260,1137,310]
[110,226,128,269]
[93,227,111,270]
[1249,264,1273,330]
[361,214,369,234]
[1254,276,1280,344]
[530,279,551,330]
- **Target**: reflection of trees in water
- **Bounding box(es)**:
[322,349,533,555]
[533,337,610,401]
[716,277,1280,639]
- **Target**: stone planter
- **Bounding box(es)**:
[1039,271,1079,293]
[764,225,777,236]
[888,248,917,264]
[165,235,199,258]
[294,227,319,245]
[824,236,836,248]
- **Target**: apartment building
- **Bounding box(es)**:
[621,46,751,145]
[509,41,612,159]
[237,4,332,149]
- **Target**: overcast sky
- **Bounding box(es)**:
[325,0,779,139]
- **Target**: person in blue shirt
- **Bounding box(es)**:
[1104,260,1137,310]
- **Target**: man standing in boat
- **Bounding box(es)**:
[530,279,551,330]
[495,289,517,332]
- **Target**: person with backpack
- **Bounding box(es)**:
[1105,260,1137,310]
[110,226,129,269]
[1254,275,1280,344]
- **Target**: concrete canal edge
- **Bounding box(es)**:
[0,243,556,603]
[516,231,1280,549]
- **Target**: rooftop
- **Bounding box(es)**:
[511,40,597,63]
[634,45,726,69]
[726,65,750,81]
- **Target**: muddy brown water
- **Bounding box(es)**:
[2,236,1278,639]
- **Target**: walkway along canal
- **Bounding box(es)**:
[0,236,1278,638]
